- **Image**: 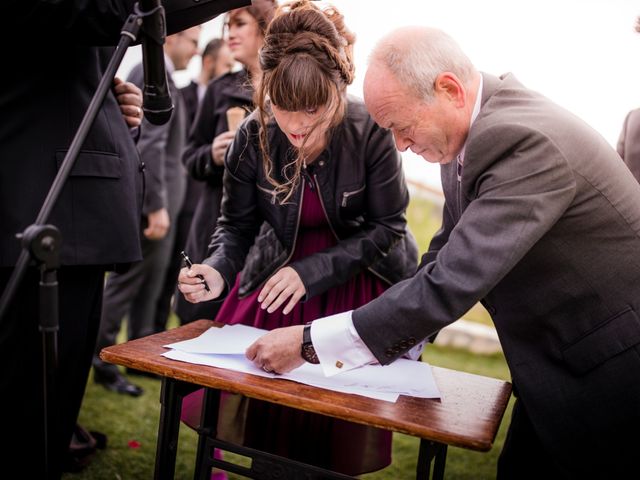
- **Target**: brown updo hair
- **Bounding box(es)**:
[256,0,355,203]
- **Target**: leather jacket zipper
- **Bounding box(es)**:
[314,174,393,286]
[271,181,305,271]
[341,185,365,207]
[237,181,304,299]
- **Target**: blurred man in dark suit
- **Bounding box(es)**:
[0,2,249,477]
[92,26,201,396]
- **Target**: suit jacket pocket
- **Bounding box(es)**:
[56,150,121,178]
[562,307,640,375]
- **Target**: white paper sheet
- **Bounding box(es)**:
[166,324,265,354]
[163,325,441,403]
[162,349,400,402]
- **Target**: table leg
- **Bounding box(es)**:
[194,388,221,480]
[416,439,448,480]
[154,378,200,480]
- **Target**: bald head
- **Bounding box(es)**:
[366,26,476,102]
[363,26,480,166]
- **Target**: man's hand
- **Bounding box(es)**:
[113,77,143,128]
[258,267,306,314]
[246,325,306,374]
[144,208,170,240]
[211,131,236,166]
[178,263,225,303]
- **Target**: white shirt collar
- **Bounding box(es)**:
[458,74,483,164]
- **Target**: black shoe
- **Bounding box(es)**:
[126,367,160,379]
[63,424,108,473]
[94,370,144,397]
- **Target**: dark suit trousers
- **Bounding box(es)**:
[498,399,574,480]
[0,266,104,479]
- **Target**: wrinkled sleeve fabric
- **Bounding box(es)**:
[353,123,577,364]
[202,124,262,290]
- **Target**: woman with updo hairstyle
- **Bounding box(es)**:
[179,0,418,475]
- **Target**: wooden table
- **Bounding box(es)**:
[101,320,512,480]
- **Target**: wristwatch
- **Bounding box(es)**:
[301,324,320,364]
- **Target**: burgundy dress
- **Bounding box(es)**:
[182,178,391,475]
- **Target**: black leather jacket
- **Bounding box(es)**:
[204,97,418,299]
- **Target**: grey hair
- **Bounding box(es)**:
[369,26,476,102]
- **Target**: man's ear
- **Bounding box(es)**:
[434,72,465,107]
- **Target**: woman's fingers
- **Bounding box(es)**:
[282,290,305,315]
[258,267,306,314]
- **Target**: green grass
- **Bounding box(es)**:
[63,194,511,479]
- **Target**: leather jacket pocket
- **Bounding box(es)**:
[340,184,365,216]
[562,307,640,375]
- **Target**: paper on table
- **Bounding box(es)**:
[163,325,441,402]
[166,324,264,354]
[162,349,400,402]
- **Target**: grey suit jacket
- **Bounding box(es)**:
[617,107,640,183]
[127,63,187,219]
[353,73,640,475]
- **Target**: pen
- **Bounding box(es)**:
[180,251,210,292]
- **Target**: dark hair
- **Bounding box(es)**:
[256,0,355,202]
[201,38,226,61]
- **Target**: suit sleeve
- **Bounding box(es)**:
[182,83,225,185]
[127,65,170,214]
[353,123,577,364]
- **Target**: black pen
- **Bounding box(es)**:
[180,251,210,292]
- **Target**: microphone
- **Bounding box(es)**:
[138,0,173,125]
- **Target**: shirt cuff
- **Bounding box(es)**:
[403,341,426,360]
[311,310,378,377]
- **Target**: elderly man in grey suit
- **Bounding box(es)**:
[213,26,640,477]
[92,26,201,395]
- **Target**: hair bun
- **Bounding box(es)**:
[264,0,355,86]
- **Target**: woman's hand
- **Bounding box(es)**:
[113,77,143,128]
[258,266,306,314]
[178,264,225,303]
[210,131,237,166]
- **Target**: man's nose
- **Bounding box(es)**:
[393,131,411,152]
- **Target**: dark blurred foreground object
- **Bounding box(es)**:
[0,1,249,478]
[63,424,107,473]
